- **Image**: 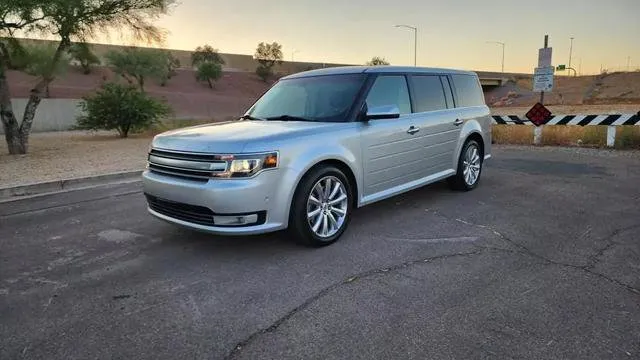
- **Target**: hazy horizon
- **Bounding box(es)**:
[32,0,640,74]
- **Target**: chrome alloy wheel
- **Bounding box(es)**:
[463,144,481,186]
[306,176,348,238]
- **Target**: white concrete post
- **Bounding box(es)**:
[606,126,616,148]
[533,126,543,145]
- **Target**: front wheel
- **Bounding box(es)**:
[289,166,353,247]
[448,139,483,191]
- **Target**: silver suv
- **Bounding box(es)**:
[143,66,492,246]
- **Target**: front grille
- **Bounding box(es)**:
[147,149,227,182]
[146,194,215,226]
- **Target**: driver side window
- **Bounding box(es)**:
[366,75,411,115]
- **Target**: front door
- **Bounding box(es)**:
[360,75,424,198]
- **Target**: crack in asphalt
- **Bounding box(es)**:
[0,190,141,217]
[223,249,484,360]
[447,214,640,296]
[585,224,640,270]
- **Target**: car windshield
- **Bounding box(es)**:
[247,74,366,122]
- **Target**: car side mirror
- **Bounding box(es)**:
[365,105,401,120]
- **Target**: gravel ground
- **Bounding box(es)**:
[0,131,150,188]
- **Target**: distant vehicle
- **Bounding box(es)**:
[143,66,492,246]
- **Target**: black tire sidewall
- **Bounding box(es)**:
[290,166,353,246]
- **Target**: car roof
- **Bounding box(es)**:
[281,65,477,79]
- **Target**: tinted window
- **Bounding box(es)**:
[249,74,365,122]
[451,74,485,107]
[441,76,455,108]
[366,75,411,115]
[410,75,447,112]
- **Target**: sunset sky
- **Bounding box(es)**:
[134,0,637,74]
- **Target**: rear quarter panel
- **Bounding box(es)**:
[451,105,492,169]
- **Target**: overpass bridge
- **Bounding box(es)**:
[475,71,529,88]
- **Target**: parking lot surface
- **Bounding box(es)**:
[1,145,639,359]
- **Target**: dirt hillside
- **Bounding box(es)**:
[486,72,640,110]
[7,66,272,120]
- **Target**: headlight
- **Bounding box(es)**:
[214,152,278,178]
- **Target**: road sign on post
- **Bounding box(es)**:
[556,64,566,71]
[525,102,552,126]
[537,35,552,105]
[533,66,555,92]
[538,47,553,68]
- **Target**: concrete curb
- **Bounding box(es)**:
[0,170,143,201]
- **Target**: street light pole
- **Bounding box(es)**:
[486,41,505,73]
[568,37,574,74]
[291,49,299,62]
[395,24,417,66]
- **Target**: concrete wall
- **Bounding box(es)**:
[0,99,82,134]
[15,38,351,75]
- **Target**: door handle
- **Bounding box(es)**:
[454,119,464,126]
[407,126,420,135]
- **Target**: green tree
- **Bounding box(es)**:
[0,0,173,155]
[68,42,100,74]
[22,44,70,97]
[196,61,222,89]
[106,48,168,91]
[160,51,180,86]
[191,45,224,67]
[366,57,390,66]
[254,42,282,82]
[75,82,171,138]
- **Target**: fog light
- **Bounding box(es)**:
[213,214,259,226]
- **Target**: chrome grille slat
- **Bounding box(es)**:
[147,148,227,181]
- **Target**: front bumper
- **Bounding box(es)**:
[142,169,292,235]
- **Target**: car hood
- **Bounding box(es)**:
[152,120,342,153]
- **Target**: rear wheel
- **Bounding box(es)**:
[289,166,353,247]
[448,139,483,191]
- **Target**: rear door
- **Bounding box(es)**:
[408,74,461,174]
[360,74,423,198]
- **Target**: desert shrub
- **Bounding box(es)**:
[196,61,222,88]
[256,64,272,82]
[69,42,100,74]
[76,83,171,138]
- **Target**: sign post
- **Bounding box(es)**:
[529,35,554,145]
[538,35,551,104]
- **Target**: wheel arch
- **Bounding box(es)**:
[289,158,360,216]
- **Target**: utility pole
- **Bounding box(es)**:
[395,24,418,66]
[487,41,505,73]
[628,56,631,72]
[578,58,582,76]
[568,37,574,75]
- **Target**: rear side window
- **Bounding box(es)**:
[366,75,412,115]
[451,74,485,107]
[409,75,447,113]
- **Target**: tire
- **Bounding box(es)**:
[448,139,483,191]
[289,165,353,247]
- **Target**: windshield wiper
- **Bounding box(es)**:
[240,114,265,121]
[266,115,314,122]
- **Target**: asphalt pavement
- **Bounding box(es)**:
[1,145,639,360]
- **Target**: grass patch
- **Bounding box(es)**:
[493,124,640,149]
[492,125,533,145]
[615,126,640,149]
[541,125,606,147]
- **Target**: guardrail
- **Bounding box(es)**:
[492,113,640,147]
